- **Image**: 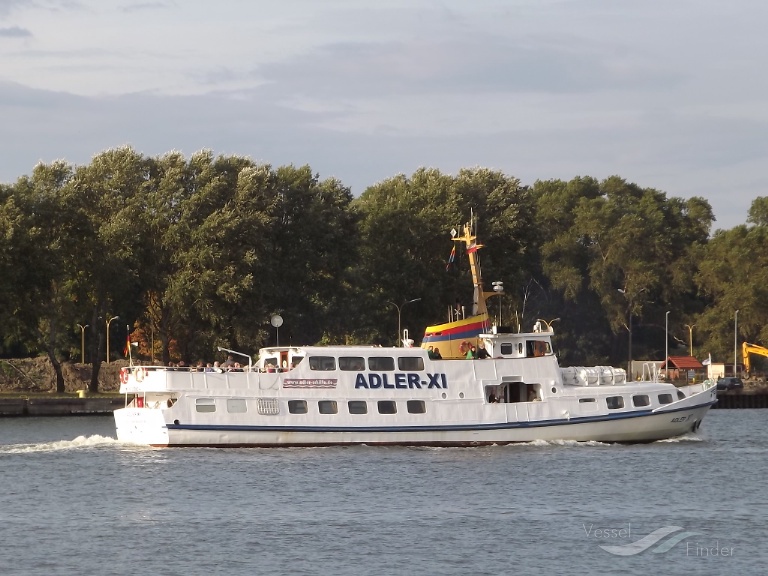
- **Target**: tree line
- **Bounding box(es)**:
[2,146,767,391]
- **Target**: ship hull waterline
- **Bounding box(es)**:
[115,402,713,448]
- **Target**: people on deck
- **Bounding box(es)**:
[476,343,490,359]
[433,347,443,360]
[466,345,477,359]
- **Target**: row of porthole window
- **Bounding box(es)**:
[585,392,681,410]
[195,398,427,415]
[304,356,425,372]
[289,399,425,415]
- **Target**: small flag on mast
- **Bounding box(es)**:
[445,245,456,271]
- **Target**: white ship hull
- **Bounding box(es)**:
[114,354,716,447]
[115,405,712,448]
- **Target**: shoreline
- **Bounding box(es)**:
[0,396,123,417]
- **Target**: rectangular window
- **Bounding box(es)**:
[348,400,368,414]
[369,357,395,371]
[195,398,216,413]
[398,357,424,371]
[407,400,426,414]
[377,400,397,414]
[632,395,650,407]
[227,398,247,413]
[288,400,308,414]
[606,396,624,410]
[318,400,338,414]
[339,356,366,371]
[526,340,552,357]
[500,343,513,355]
[309,356,336,371]
[263,357,278,372]
[658,393,674,405]
[578,398,596,403]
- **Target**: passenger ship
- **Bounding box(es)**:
[114,217,716,447]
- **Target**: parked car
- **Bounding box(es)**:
[716,377,744,391]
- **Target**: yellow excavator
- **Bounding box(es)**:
[742,342,768,376]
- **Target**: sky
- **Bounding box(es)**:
[1,0,767,231]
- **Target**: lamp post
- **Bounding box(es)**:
[77,324,89,364]
[618,288,645,378]
[734,310,739,377]
[492,281,504,327]
[684,323,696,357]
[386,298,421,346]
[664,311,670,377]
[105,315,119,364]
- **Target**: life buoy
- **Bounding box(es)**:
[135,367,147,382]
[119,367,129,385]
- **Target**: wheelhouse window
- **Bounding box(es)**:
[339,356,366,371]
[288,400,308,414]
[398,357,424,371]
[606,396,624,410]
[658,393,673,405]
[526,340,551,357]
[407,400,426,414]
[348,401,367,414]
[500,343,513,356]
[263,357,278,372]
[318,400,338,414]
[377,400,397,414]
[369,357,395,371]
[309,356,336,371]
[632,395,650,407]
[195,398,216,413]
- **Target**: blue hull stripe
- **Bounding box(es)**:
[166,399,715,434]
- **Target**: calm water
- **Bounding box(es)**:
[0,410,765,576]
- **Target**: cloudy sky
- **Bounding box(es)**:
[1,0,766,230]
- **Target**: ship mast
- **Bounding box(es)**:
[453,214,487,316]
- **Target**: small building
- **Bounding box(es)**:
[707,362,742,379]
[661,356,704,383]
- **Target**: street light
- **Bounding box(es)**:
[105,315,119,364]
[618,288,645,378]
[492,281,504,327]
[734,310,739,377]
[684,323,696,357]
[665,311,670,377]
[386,298,421,346]
[77,324,89,364]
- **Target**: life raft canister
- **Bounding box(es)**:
[119,367,129,385]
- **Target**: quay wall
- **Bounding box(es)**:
[713,391,768,409]
[0,397,123,417]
